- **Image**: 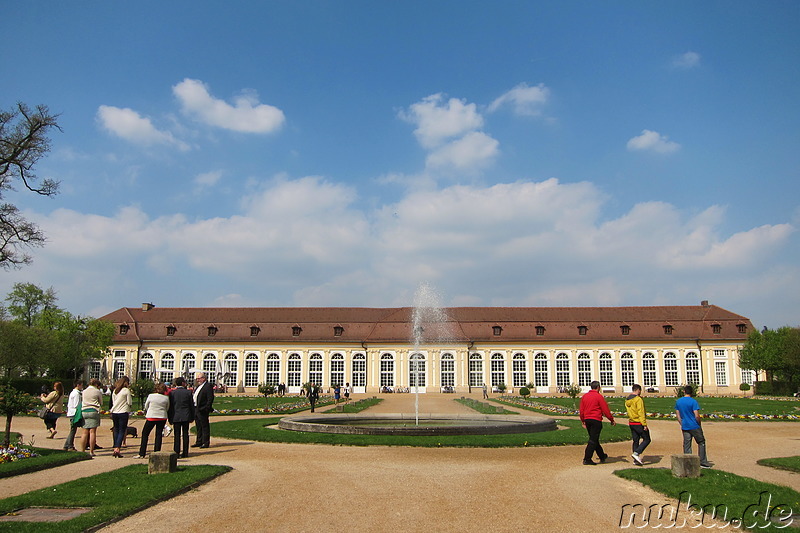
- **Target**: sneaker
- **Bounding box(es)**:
[133,455,145,459]
[631,453,643,466]
[700,463,712,469]
[583,459,597,465]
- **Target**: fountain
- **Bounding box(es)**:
[278,283,557,436]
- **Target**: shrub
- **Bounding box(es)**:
[519,387,530,398]
[739,383,751,391]
[754,380,796,396]
[129,379,155,410]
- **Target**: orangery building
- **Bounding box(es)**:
[97,301,757,396]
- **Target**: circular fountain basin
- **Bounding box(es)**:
[278,413,557,436]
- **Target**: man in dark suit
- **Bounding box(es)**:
[192,372,214,448]
[168,376,195,457]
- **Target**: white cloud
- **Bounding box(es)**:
[399,93,484,149]
[194,170,223,189]
[425,132,499,171]
[626,129,681,154]
[488,82,550,116]
[672,51,701,69]
[173,78,285,133]
[97,105,189,150]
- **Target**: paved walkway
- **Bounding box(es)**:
[3,393,799,532]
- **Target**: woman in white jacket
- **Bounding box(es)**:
[110,376,132,458]
[135,382,170,459]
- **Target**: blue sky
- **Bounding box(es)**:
[2,2,798,328]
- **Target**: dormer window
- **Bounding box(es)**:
[663,325,673,335]
[334,326,344,337]
[292,326,302,337]
[578,325,588,336]
[250,326,260,337]
[119,324,129,335]
[620,325,630,335]
[166,325,176,336]
[535,326,545,336]
[207,326,218,337]
[492,326,502,336]
[737,323,747,334]
[711,324,721,334]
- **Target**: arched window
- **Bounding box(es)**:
[577,352,592,386]
[223,353,238,387]
[468,353,483,387]
[512,353,527,388]
[266,353,281,386]
[180,353,196,383]
[409,353,426,387]
[330,353,345,387]
[159,353,175,384]
[244,353,259,387]
[351,353,366,387]
[287,354,301,387]
[139,353,154,380]
[490,353,505,388]
[599,353,613,387]
[308,353,323,386]
[642,352,657,388]
[203,353,218,385]
[620,352,635,387]
[663,352,679,386]
[534,353,549,388]
[440,353,455,387]
[555,353,570,388]
[685,352,700,385]
[380,353,394,387]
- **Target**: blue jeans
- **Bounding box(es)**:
[112,412,130,449]
[682,427,708,465]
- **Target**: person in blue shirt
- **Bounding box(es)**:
[674,385,711,468]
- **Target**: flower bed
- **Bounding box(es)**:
[0,446,38,464]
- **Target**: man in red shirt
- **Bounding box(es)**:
[579,380,616,465]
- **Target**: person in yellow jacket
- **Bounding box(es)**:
[625,384,650,465]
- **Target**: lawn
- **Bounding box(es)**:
[615,467,799,531]
[757,456,800,474]
[210,416,630,447]
[0,447,90,479]
[0,464,231,532]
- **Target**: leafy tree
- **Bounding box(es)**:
[258,383,276,409]
[739,327,800,385]
[0,382,33,448]
[0,103,61,269]
[5,282,58,327]
[129,379,155,410]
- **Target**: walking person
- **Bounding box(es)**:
[79,379,104,456]
[625,384,651,466]
[675,385,712,468]
[63,380,84,451]
[307,383,319,412]
[39,381,64,439]
[343,382,351,402]
[168,376,195,458]
[135,383,170,459]
[333,384,341,405]
[579,381,616,465]
[192,372,214,448]
[482,383,488,399]
[110,376,132,458]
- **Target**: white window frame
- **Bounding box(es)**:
[512,353,527,388]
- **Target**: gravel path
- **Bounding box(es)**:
[4,393,798,532]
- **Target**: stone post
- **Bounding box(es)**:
[671,454,700,478]
[149,451,178,474]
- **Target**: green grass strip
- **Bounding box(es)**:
[615,468,799,531]
[455,398,518,414]
[0,464,230,532]
[757,456,800,474]
[211,416,630,447]
[0,448,91,479]
[324,397,383,413]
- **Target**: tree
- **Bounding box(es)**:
[0,382,33,448]
[0,103,61,268]
[5,282,58,327]
[258,383,276,409]
[739,326,800,385]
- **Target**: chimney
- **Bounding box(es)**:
[700,300,709,307]
[142,302,155,311]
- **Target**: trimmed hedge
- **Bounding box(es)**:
[754,380,797,396]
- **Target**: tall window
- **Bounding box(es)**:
[685,352,700,385]
[512,353,527,388]
[599,353,613,387]
[89,360,102,381]
[266,353,281,385]
[203,354,218,385]
[308,353,323,386]
[440,353,455,387]
[159,353,175,383]
[620,352,635,387]
[287,354,301,387]
[663,352,679,387]
[330,353,345,386]
[113,352,126,380]
[181,353,195,383]
[352,353,366,387]
[139,353,154,380]
[223,353,238,387]
[409,353,426,387]
[244,353,259,387]
[490,353,505,387]
[577,352,592,386]
[715,361,728,386]
[555,353,570,388]
[468,353,483,387]
[741,369,755,386]
[534,353,549,388]
[380,353,394,387]
[642,352,656,387]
